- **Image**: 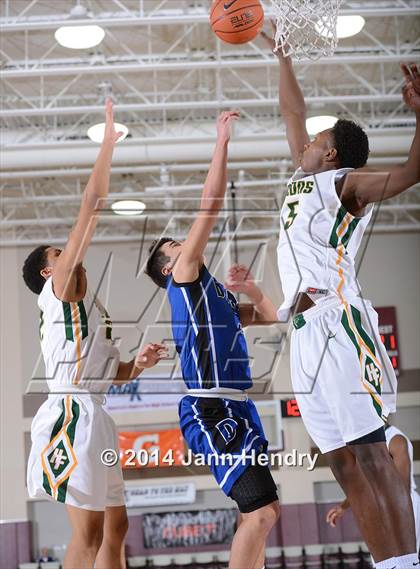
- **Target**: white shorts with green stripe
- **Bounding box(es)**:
[290,297,397,454]
[27,393,125,511]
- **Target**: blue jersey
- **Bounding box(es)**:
[167,266,252,391]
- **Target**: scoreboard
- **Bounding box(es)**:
[280,306,400,418]
[280,398,301,418]
[375,306,400,375]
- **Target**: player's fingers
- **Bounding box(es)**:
[270,18,277,34]
[260,30,271,43]
[400,63,412,81]
[105,98,113,119]
[410,63,419,79]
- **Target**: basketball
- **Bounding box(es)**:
[210,0,264,45]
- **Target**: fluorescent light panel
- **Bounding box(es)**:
[87,122,129,143]
[306,115,338,135]
[111,200,146,216]
[55,25,105,49]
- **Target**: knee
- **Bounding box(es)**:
[248,501,280,535]
[76,524,103,552]
[105,513,129,543]
[117,514,129,539]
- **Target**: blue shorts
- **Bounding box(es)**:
[179,396,268,497]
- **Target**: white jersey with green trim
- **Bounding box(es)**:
[385,425,417,494]
[277,167,373,320]
[38,277,120,393]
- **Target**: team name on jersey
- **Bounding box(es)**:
[287,180,314,197]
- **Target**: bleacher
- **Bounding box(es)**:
[124,543,373,568]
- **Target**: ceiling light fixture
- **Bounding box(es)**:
[336,15,365,39]
[111,200,146,216]
[87,122,129,143]
[306,115,338,135]
[317,15,365,39]
[55,4,105,50]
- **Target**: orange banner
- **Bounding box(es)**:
[118,429,185,469]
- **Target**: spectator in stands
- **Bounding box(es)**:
[38,546,56,562]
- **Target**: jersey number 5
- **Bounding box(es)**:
[284,201,299,230]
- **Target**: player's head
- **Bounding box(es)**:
[300,119,369,172]
[22,245,62,294]
[145,237,184,288]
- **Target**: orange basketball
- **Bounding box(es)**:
[210,0,264,45]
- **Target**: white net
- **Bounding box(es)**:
[270,0,343,61]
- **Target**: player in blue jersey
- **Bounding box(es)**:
[145,111,280,569]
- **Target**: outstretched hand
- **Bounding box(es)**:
[225,264,262,302]
[325,505,346,528]
[135,343,168,369]
[260,19,278,54]
[104,98,124,144]
[217,110,240,143]
[401,63,420,112]
[260,19,289,59]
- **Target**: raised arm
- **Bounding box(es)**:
[225,264,278,326]
[261,22,310,168]
[340,64,420,209]
[52,99,123,301]
[172,111,239,283]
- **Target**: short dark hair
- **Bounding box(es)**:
[331,119,369,169]
[22,245,50,294]
[145,237,174,289]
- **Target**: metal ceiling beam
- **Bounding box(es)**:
[0,156,404,181]
[0,94,404,119]
[2,132,412,170]
[1,223,418,249]
[1,53,413,79]
[0,179,288,205]
[3,192,419,208]
[1,6,419,32]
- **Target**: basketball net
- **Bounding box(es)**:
[270,0,343,60]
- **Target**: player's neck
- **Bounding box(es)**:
[312,162,339,175]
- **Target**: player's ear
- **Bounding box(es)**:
[40,266,52,280]
[325,146,338,163]
[162,264,172,277]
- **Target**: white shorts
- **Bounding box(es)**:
[27,393,125,511]
[290,297,397,454]
[412,490,420,552]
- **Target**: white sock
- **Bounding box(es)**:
[395,553,420,568]
[375,558,396,569]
